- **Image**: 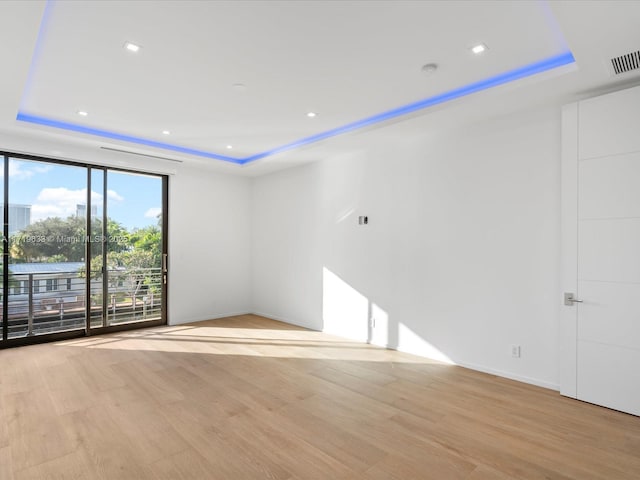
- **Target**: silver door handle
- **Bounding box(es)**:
[564,292,583,306]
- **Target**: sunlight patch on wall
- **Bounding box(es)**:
[322,267,368,342]
[398,323,455,365]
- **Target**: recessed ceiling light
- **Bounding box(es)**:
[307,112,317,118]
[421,63,438,75]
[77,110,88,116]
[124,41,141,53]
[15,49,574,166]
[162,130,170,135]
[471,43,488,55]
[232,83,246,92]
[226,145,233,149]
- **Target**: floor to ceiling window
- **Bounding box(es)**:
[1,152,168,347]
[0,163,4,342]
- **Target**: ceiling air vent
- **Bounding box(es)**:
[610,50,640,75]
[100,146,183,163]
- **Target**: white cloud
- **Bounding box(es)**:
[90,189,103,206]
[107,189,124,202]
[144,207,162,218]
[8,162,33,180]
[32,187,89,221]
[1,162,52,180]
[31,187,122,222]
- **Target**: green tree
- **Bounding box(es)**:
[10,216,86,262]
[105,218,131,253]
[128,225,161,268]
[11,216,135,264]
[81,225,161,299]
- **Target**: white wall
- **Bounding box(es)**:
[169,165,252,324]
[252,106,561,389]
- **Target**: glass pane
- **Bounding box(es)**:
[7,159,87,338]
[105,171,162,326]
[89,169,105,328]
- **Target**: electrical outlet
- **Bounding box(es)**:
[511,344,521,358]
[370,317,376,328]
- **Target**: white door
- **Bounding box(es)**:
[561,87,640,416]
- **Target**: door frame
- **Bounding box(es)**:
[0,150,169,348]
[560,102,579,398]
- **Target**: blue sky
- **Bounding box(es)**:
[4,159,162,231]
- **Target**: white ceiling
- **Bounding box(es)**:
[0,0,639,176]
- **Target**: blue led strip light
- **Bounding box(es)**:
[17,51,574,165]
[15,113,243,164]
[239,51,575,164]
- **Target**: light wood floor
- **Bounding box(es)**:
[1,314,639,479]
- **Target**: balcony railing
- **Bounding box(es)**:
[2,267,163,339]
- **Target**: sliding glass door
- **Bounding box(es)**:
[96,170,164,328]
[6,158,88,338]
[1,152,167,346]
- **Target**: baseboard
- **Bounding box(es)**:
[391,341,559,391]
[251,311,320,331]
[455,361,559,391]
[168,311,251,326]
